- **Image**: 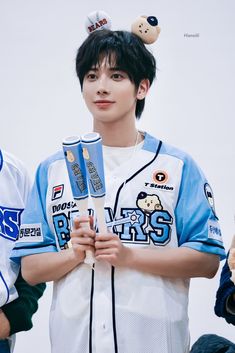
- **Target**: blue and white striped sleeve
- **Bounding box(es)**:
[175,154,226,260]
[11,160,57,264]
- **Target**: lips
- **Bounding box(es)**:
[94,100,115,108]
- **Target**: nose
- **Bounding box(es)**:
[97,75,110,95]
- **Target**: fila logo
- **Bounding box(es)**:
[52,184,64,200]
[153,171,168,184]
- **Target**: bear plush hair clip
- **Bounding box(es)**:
[85,11,160,45]
[131,15,161,44]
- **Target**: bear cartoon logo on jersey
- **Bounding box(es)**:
[134,192,172,245]
[136,191,163,215]
[0,205,23,241]
[103,192,173,247]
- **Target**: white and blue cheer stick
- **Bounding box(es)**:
[62,136,95,265]
[81,132,107,234]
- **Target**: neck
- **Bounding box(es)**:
[93,118,142,147]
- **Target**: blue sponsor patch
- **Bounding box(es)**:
[0,205,23,241]
[17,223,43,243]
[208,220,222,242]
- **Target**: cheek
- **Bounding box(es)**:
[82,86,92,104]
[82,92,94,114]
[82,81,95,96]
[120,85,137,101]
[82,92,88,106]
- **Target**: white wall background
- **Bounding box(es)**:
[0,0,234,351]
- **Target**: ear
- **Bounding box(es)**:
[136,79,150,100]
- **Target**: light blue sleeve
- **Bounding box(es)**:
[175,154,226,260]
[11,159,58,264]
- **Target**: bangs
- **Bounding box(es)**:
[79,34,135,81]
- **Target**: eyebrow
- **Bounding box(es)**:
[89,66,124,72]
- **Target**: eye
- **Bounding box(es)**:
[111,72,125,80]
[86,72,97,81]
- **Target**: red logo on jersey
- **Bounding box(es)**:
[52,185,64,200]
[153,171,168,184]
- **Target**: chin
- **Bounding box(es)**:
[94,112,120,123]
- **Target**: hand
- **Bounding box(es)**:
[95,232,131,267]
[228,248,235,272]
[70,216,96,261]
[228,239,235,283]
[0,309,10,339]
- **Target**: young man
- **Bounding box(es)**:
[0,149,45,353]
[11,30,225,353]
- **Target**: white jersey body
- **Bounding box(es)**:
[11,133,225,353]
[0,150,30,307]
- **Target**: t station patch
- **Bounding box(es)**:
[153,170,168,184]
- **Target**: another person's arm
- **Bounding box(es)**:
[0,310,10,339]
[226,292,235,314]
[226,246,235,314]
[215,253,235,324]
[0,271,45,338]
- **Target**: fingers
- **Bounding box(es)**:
[95,254,118,263]
[71,215,95,239]
[70,216,96,253]
[94,234,125,266]
[70,227,95,240]
[73,215,93,230]
[69,224,123,265]
[228,248,235,270]
[95,233,117,248]
[71,237,95,252]
[95,244,130,267]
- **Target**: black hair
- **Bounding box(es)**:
[75,30,156,119]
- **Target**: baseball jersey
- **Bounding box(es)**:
[0,149,30,308]
[11,133,225,353]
